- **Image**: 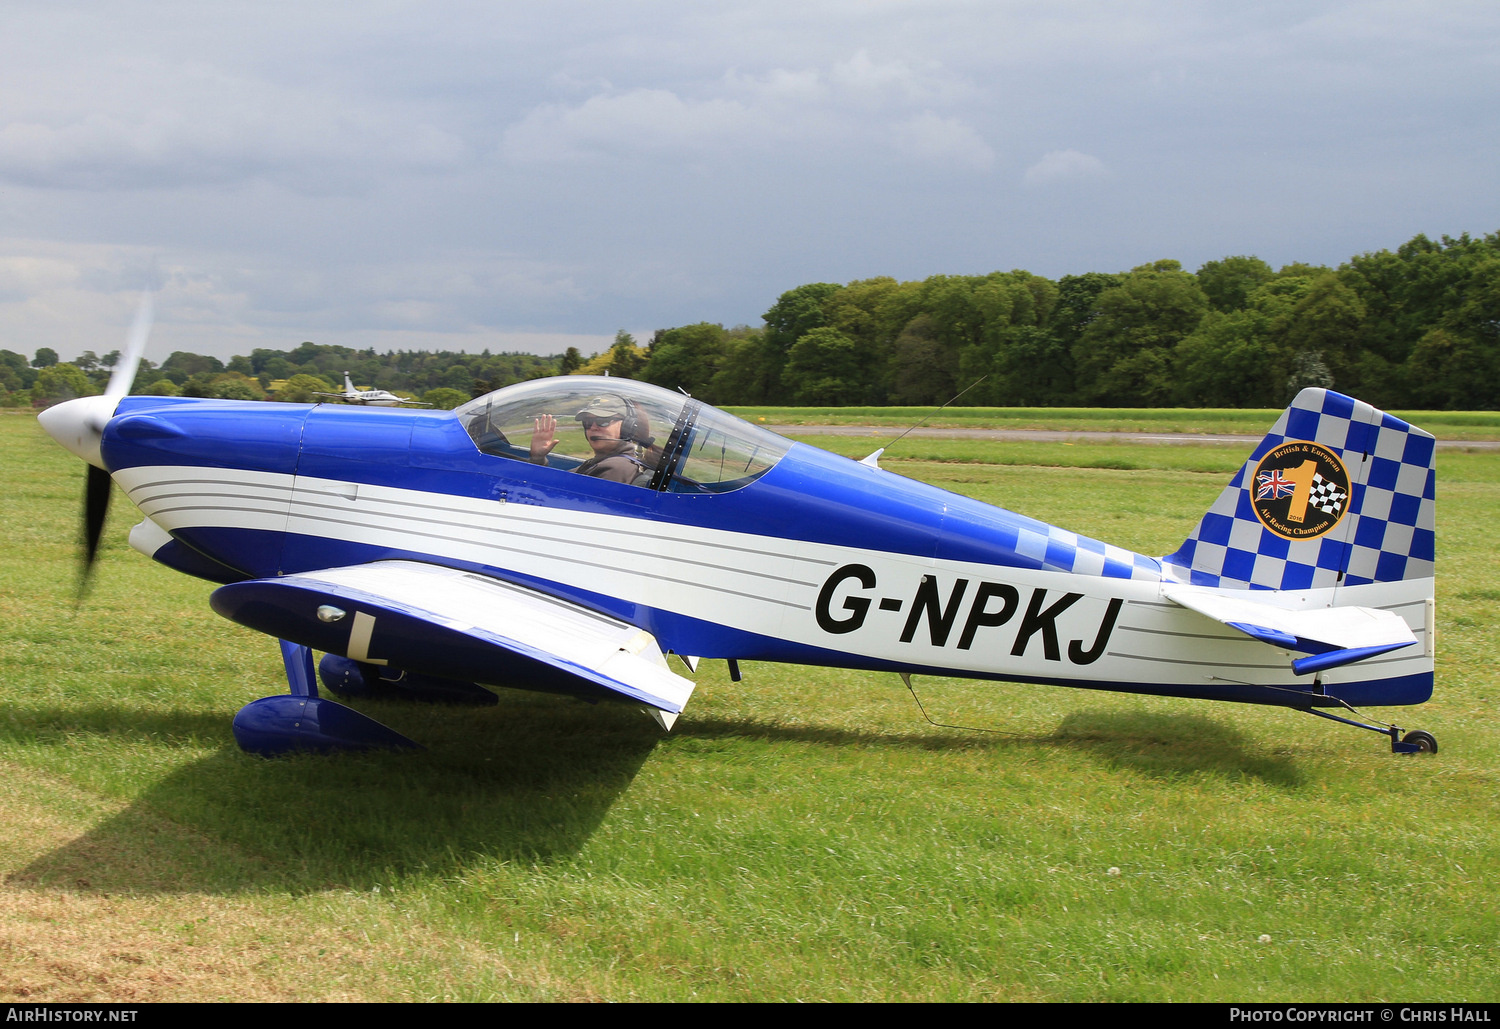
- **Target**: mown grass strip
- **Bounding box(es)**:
[2,411,1496,1001]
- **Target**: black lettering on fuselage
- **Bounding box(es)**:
[1068,597,1123,664]
[1010,589,1084,661]
[815,563,876,634]
[957,582,1020,650]
[899,575,969,646]
[813,568,1122,667]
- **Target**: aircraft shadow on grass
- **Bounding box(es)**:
[9,693,660,895]
[1047,710,1305,787]
[9,695,1299,896]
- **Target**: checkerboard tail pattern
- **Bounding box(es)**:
[1162,389,1436,591]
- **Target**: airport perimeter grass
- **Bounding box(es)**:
[728,404,1500,440]
[1,409,1497,1001]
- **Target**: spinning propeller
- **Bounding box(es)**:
[37,292,154,592]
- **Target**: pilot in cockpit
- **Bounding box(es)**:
[529,394,658,486]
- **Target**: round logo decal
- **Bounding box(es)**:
[1250,441,1351,540]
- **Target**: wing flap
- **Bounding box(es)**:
[211,560,696,720]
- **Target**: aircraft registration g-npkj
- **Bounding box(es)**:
[40,356,1439,755]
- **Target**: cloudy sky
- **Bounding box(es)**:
[2,1,1497,364]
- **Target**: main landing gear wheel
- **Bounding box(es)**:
[1401,729,1438,754]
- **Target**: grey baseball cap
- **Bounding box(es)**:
[575,395,629,421]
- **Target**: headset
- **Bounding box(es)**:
[581,394,654,448]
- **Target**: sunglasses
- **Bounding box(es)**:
[580,416,622,429]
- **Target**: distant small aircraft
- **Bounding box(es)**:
[37,298,1438,756]
[313,371,428,407]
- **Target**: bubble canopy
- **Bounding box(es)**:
[455,376,792,493]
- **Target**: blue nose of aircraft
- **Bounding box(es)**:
[100,397,310,476]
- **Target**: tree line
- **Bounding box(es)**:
[626,231,1499,411]
[5,230,1496,410]
[2,342,560,410]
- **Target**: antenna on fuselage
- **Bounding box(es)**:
[860,376,988,467]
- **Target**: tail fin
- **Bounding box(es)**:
[1163,389,1435,591]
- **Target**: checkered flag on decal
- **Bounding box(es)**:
[1308,472,1347,516]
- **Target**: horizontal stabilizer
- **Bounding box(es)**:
[1164,586,1417,674]
[211,561,696,720]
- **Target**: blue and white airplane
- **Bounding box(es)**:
[38,311,1438,756]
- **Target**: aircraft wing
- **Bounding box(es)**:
[210,560,697,728]
[1162,586,1418,676]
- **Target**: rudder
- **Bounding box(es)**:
[1162,389,1436,592]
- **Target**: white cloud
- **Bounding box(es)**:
[502,89,761,162]
[0,2,1496,362]
[1023,149,1109,186]
[891,113,995,170]
[0,57,467,194]
[502,49,990,172]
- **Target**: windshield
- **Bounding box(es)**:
[456,377,791,493]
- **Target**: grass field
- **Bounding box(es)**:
[2,408,1497,1002]
[727,404,1500,441]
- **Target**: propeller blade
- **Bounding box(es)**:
[81,462,112,594]
[105,291,153,401]
[38,290,155,467]
[39,289,154,600]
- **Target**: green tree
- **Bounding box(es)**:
[0,350,35,391]
[32,363,94,405]
[1174,275,1309,406]
[422,387,470,410]
[1174,309,1291,406]
[142,379,182,396]
[32,347,58,369]
[761,283,842,398]
[782,327,864,405]
[159,351,225,383]
[643,322,727,398]
[706,329,770,403]
[1046,273,1122,402]
[990,325,1073,406]
[1196,256,1274,312]
[888,313,958,405]
[1073,264,1208,405]
[276,373,337,403]
[559,347,583,374]
[206,372,266,400]
[811,278,915,404]
[578,331,648,378]
[1286,275,1371,398]
[442,363,474,392]
[1403,256,1500,408]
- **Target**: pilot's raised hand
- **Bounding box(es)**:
[529,413,560,464]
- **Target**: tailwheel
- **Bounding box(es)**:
[1304,707,1440,755]
[1400,729,1438,755]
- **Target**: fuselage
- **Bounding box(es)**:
[98,393,1434,710]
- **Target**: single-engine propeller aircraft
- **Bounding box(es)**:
[39,302,1438,756]
[313,371,428,407]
